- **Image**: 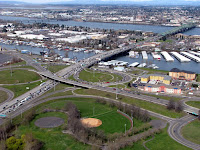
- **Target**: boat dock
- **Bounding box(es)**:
[129,62,139,67]
[189,51,200,57]
[160,51,174,61]
[151,52,161,60]
[180,52,200,63]
[170,52,191,62]
[142,51,148,59]
[137,63,146,68]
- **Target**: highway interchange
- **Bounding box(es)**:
[0,42,200,149]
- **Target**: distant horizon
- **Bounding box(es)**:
[1,0,200,5]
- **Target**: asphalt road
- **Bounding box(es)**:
[168,115,200,150]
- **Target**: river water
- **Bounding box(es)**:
[0,15,200,73]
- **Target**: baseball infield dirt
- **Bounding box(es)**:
[81,118,102,128]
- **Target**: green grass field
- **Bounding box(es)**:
[14,97,137,149]
[182,119,200,145]
[79,69,123,82]
[3,80,46,98]
[39,98,133,134]
[0,90,8,103]
[186,101,200,109]
[74,89,185,118]
[0,69,41,84]
[16,112,90,150]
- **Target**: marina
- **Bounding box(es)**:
[189,51,200,57]
[142,51,148,59]
[170,52,191,62]
[180,52,200,63]
[160,51,174,62]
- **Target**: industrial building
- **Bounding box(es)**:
[141,74,172,85]
[169,68,196,81]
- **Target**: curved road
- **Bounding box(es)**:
[0,87,14,104]
[168,115,200,150]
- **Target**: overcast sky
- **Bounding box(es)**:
[1,0,200,4]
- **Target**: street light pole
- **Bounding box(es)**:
[125,124,126,135]
[116,77,118,99]
[10,58,12,77]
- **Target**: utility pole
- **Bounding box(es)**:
[54,79,55,91]
[10,58,12,77]
[116,77,118,99]
[93,106,95,116]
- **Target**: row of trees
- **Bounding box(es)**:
[167,99,183,112]
[65,102,106,147]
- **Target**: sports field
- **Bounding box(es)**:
[40,98,133,134]
[16,97,139,150]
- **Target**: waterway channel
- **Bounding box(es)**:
[0,15,200,73]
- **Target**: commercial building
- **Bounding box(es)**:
[169,68,196,81]
[143,84,182,94]
[141,74,172,85]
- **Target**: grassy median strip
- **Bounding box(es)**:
[181,119,200,145]
[0,90,8,103]
[74,89,185,118]
[186,101,200,109]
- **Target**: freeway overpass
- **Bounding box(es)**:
[39,71,199,116]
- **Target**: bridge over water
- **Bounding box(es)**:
[159,23,196,38]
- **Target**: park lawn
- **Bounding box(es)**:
[96,111,131,134]
[3,80,46,98]
[182,119,200,145]
[157,39,173,43]
[43,65,68,73]
[16,112,90,150]
[0,69,41,84]
[38,98,133,134]
[186,101,200,109]
[79,69,123,82]
[145,125,191,150]
[0,90,8,103]
[74,89,185,118]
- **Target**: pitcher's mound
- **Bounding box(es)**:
[81,118,102,128]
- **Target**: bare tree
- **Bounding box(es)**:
[167,99,175,110]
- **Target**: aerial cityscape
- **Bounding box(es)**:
[0,0,200,150]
